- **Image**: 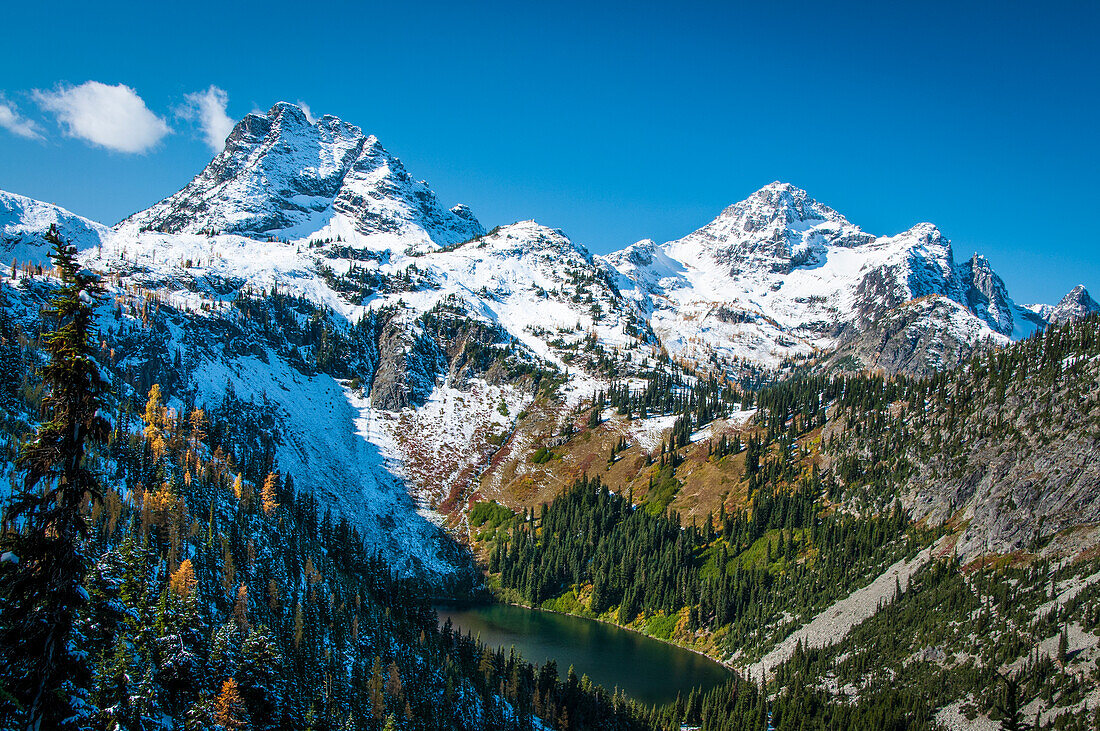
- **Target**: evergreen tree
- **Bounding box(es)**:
[237,626,282,730]
[994,671,1030,731]
[0,226,109,730]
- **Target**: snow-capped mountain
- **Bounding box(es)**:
[603,182,1042,372]
[1,190,108,265]
[1,104,1094,576]
[120,102,483,252]
[1029,285,1100,325]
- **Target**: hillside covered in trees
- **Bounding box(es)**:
[473,314,1100,728]
[1,229,1098,730]
[0,232,664,731]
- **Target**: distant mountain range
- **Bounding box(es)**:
[5,103,1092,376]
[2,101,1097,572]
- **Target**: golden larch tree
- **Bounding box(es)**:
[213,678,247,730]
[143,384,167,459]
[261,472,279,517]
[233,583,249,631]
[169,559,196,598]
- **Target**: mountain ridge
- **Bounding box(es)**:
[1,189,109,265]
[1,103,1086,363]
[607,182,1046,373]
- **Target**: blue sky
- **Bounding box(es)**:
[1,0,1096,304]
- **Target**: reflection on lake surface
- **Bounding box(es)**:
[436,603,732,706]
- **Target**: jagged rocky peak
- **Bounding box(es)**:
[449,204,479,226]
[119,102,483,248]
[890,222,958,277]
[664,182,874,273]
[724,181,840,229]
[961,254,1014,335]
[1045,285,1100,324]
[890,223,959,298]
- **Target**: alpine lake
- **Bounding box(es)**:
[435,603,732,706]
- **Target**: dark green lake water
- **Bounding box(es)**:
[435,603,732,706]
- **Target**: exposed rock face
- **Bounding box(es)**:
[828,295,1000,376]
[826,315,1100,560]
[903,354,1100,560]
[119,102,484,249]
[961,254,1015,335]
[368,311,444,411]
[1044,285,1100,324]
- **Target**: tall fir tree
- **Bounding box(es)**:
[0,226,109,730]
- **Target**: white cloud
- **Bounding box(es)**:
[0,96,43,140]
[35,81,170,153]
[181,85,235,153]
[298,101,315,124]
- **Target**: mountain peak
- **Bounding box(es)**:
[723,181,839,225]
[745,180,812,198]
[754,180,811,199]
[1046,284,1100,324]
[960,251,1014,335]
[663,182,864,275]
[1063,284,1094,301]
[900,221,943,243]
[268,100,308,119]
[485,220,589,258]
[119,103,482,249]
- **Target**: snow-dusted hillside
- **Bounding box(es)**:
[1,190,109,265]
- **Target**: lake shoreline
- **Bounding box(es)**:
[436,600,734,706]
[439,595,739,675]
[503,600,740,675]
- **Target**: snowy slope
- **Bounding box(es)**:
[1,190,109,265]
[189,352,458,576]
[391,221,650,377]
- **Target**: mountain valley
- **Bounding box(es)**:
[2,102,1098,730]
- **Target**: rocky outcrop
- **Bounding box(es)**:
[828,295,999,376]
[368,310,444,411]
[961,254,1015,335]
